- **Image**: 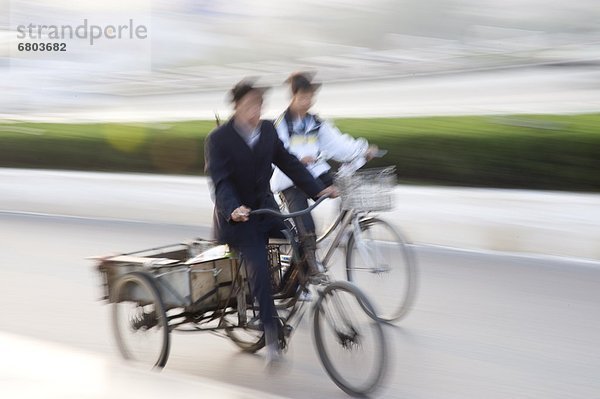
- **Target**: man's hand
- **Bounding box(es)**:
[317,185,339,199]
[300,155,317,165]
[231,205,251,222]
[365,145,380,161]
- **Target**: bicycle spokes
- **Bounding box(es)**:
[321,290,364,350]
[313,282,387,396]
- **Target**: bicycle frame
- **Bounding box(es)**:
[317,207,380,271]
[167,226,320,348]
[319,210,354,268]
[316,208,347,244]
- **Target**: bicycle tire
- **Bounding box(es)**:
[313,281,387,397]
[111,271,171,369]
[225,324,265,353]
[346,217,417,322]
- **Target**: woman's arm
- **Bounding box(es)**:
[317,121,369,162]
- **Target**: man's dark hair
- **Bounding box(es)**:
[286,72,321,94]
[229,78,268,104]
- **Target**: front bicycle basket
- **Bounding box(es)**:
[336,166,396,212]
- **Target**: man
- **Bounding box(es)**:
[205,79,335,364]
[270,72,378,273]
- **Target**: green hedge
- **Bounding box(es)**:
[1,114,599,191]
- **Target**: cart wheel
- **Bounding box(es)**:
[111,271,170,369]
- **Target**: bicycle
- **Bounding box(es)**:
[279,152,418,322]
[91,196,388,397]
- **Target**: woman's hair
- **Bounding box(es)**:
[285,72,321,94]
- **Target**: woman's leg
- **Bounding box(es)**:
[280,186,316,236]
[281,186,321,277]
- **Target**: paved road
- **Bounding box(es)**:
[2,168,599,260]
[1,213,599,398]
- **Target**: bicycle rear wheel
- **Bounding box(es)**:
[346,217,417,322]
[313,281,387,397]
[225,310,266,353]
[111,271,170,369]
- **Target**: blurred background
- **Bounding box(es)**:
[1,0,600,120]
[1,0,599,189]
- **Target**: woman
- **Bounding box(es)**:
[271,72,378,273]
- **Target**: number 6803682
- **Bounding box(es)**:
[17,42,66,51]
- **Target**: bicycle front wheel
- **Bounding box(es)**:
[313,281,387,397]
[346,217,417,322]
[111,271,170,369]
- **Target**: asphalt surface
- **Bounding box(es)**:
[1,212,599,398]
[2,168,599,260]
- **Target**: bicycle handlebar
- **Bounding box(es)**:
[249,195,329,218]
[372,149,388,158]
[314,148,387,164]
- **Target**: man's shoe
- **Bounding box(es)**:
[265,343,283,369]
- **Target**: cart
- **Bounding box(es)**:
[91,198,388,397]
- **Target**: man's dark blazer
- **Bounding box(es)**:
[205,117,325,246]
